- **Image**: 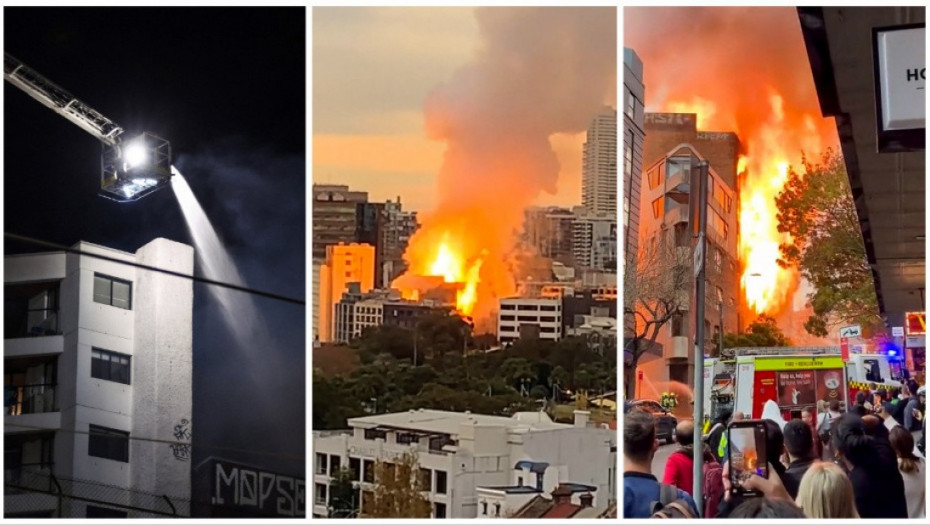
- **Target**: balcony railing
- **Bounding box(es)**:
[5,311,60,339]
[5,384,57,415]
[5,463,55,495]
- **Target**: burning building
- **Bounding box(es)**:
[391,7,617,331]
[634,112,741,389]
[626,6,840,329]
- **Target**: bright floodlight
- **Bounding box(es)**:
[100,132,172,203]
[123,142,148,169]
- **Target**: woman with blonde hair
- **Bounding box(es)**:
[795,461,859,519]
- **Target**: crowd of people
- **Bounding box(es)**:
[623,381,927,519]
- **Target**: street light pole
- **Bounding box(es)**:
[692,160,709,510]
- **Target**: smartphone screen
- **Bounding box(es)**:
[728,420,768,496]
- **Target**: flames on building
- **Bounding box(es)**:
[391,7,616,327]
[627,6,839,323]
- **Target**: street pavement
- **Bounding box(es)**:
[651,443,677,479]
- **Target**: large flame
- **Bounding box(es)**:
[420,232,486,315]
[392,214,515,322]
[390,8,615,328]
[628,7,839,318]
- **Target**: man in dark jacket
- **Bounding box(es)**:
[781,420,816,498]
[834,413,908,518]
[851,391,869,417]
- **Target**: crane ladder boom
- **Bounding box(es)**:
[4,52,123,146]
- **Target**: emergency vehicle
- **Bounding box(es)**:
[731,348,906,420]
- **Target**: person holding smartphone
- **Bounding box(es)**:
[715,419,788,517]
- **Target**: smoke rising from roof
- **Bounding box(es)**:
[397,7,616,320]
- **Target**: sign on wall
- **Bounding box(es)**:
[873,24,925,152]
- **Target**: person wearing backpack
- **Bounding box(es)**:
[661,419,724,517]
[623,409,699,518]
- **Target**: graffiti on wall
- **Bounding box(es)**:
[212,460,306,517]
[170,419,192,461]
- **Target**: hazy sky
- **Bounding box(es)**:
[313,7,592,213]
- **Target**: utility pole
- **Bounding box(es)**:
[719,300,725,356]
[692,160,709,510]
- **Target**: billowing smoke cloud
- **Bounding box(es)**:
[626,7,839,322]
[625,7,836,163]
[174,142,305,474]
[397,7,616,321]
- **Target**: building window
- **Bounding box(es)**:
[429,435,453,452]
[419,468,432,491]
[624,130,634,179]
[396,432,419,445]
[481,501,488,516]
[716,286,724,305]
[435,470,447,494]
[315,453,327,475]
[671,313,684,337]
[666,156,692,180]
[330,454,341,474]
[652,197,663,219]
[92,274,132,310]
[714,248,722,273]
[315,483,327,505]
[349,457,361,481]
[363,459,374,483]
[494,503,502,517]
[361,490,375,515]
[90,348,131,385]
[86,506,128,518]
[434,502,447,519]
[648,167,662,190]
[500,315,515,321]
[88,425,129,463]
[364,429,387,441]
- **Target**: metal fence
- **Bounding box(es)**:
[5,467,190,518]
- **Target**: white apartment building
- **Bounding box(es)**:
[4,239,193,518]
[312,409,613,519]
[497,298,562,344]
[581,107,618,216]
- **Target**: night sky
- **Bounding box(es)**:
[5,8,306,478]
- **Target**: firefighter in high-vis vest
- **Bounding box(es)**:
[706,409,732,464]
[660,391,679,412]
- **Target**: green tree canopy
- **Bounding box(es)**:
[775,149,882,337]
[723,314,793,350]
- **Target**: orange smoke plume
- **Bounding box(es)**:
[626,7,838,317]
[392,7,616,323]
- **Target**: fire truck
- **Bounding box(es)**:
[730,347,907,421]
[702,358,735,422]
